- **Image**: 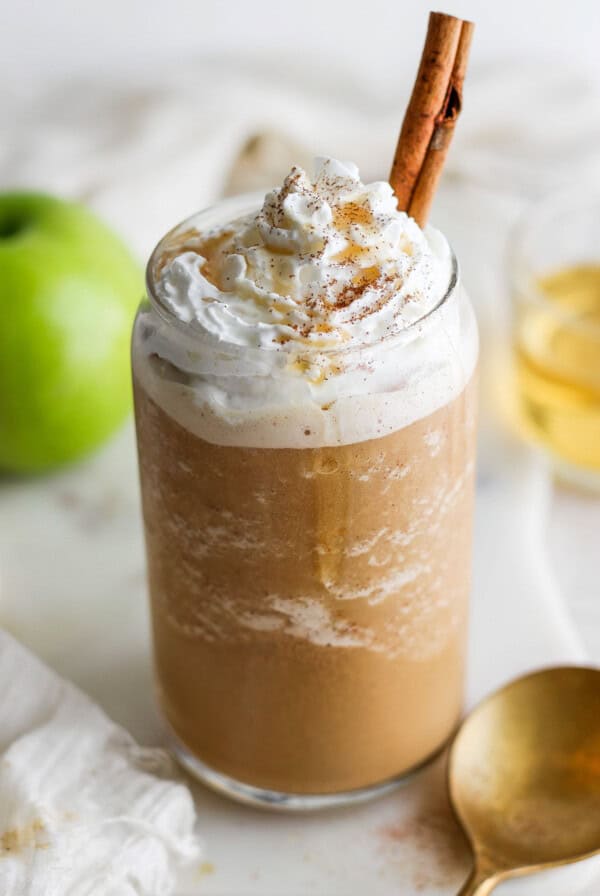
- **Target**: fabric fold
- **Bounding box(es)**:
[0,630,200,896]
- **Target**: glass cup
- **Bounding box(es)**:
[510,187,600,490]
[131,195,479,810]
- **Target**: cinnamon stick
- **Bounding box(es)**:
[389,12,474,227]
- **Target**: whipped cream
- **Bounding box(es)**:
[155,158,450,351]
[136,158,478,447]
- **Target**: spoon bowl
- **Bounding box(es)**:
[449,667,600,895]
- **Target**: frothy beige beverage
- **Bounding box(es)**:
[132,159,478,807]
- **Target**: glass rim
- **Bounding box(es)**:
[508,183,600,337]
[145,192,460,354]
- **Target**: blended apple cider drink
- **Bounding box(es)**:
[132,157,478,808]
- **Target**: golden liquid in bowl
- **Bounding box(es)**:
[514,265,600,472]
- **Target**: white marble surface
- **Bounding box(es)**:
[1,418,599,896]
[548,488,600,661]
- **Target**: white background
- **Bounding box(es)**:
[2,0,599,94]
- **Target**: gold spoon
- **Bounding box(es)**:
[448,666,600,895]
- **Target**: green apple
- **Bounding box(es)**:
[0,192,142,472]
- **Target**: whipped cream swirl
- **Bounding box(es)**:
[138,158,477,447]
[156,158,450,351]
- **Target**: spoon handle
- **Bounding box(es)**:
[457,865,499,896]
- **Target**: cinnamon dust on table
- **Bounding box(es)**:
[0,818,49,854]
[378,808,469,892]
[375,761,471,893]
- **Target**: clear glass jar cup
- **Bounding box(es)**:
[510,187,600,490]
[132,195,479,810]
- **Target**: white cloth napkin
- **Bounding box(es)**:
[2,57,600,896]
[0,629,199,896]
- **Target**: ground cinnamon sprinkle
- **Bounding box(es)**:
[1,818,49,854]
[376,774,470,892]
[332,201,374,229]
[157,162,428,346]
